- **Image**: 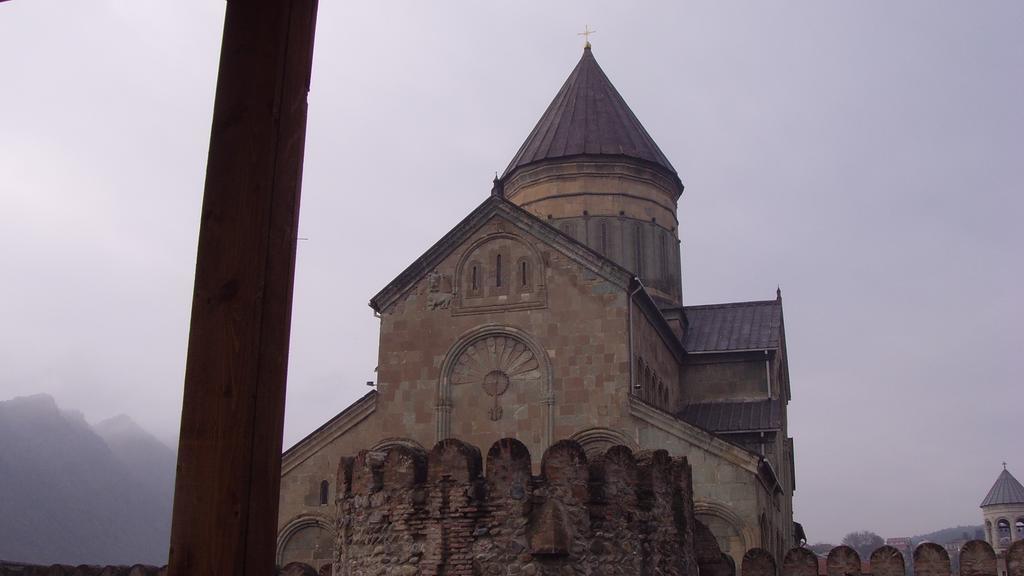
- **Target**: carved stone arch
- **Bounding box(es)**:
[371,437,426,452]
[694,500,755,567]
[999,518,1013,545]
[277,513,335,567]
[437,324,554,451]
[453,230,547,314]
[695,517,734,576]
[569,427,637,459]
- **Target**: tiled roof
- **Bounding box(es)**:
[980,468,1024,507]
[683,299,782,353]
[678,399,783,433]
[503,46,677,180]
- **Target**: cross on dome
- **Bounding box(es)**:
[578,25,596,48]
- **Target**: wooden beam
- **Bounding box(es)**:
[167,1,318,574]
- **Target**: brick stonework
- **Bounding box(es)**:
[335,438,697,576]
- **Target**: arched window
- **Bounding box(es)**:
[998,519,1011,546]
[1017,519,1024,536]
[986,520,993,543]
[319,480,329,506]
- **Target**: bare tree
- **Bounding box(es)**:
[842,531,885,558]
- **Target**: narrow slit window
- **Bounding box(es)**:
[520,261,528,287]
[471,265,478,291]
[659,233,668,278]
[634,225,644,276]
[496,254,502,287]
[319,480,329,506]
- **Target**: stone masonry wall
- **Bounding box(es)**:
[334,438,697,576]
[0,563,330,575]
[725,540,1024,576]
[373,216,634,465]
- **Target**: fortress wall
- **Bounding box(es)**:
[0,564,330,575]
[10,478,1023,576]
[730,539,1024,576]
[335,437,697,576]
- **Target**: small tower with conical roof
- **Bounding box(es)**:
[501,45,685,309]
[980,464,1024,552]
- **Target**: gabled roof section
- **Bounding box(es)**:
[683,299,783,353]
[503,46,678,182]
[678,399,783,433]
[369,194,635,314]
[981,468,1024,507]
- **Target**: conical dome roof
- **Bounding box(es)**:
[503,46,678,182]
[980,467,1024,507]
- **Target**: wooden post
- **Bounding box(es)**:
[167,1,318,574]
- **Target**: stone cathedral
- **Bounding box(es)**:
[277,46,799,572]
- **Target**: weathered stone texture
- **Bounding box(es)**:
[632,303,681,413]
[373,216,633,460]
[742,548,776,576]
[870,545,906,576]
[280,563,319,576]
[502,159,683,306]
[334,438,696,576]
[680,353,768,405]
[694,519,732,576]
[958,541,996,576]
[826,546,861,576]
[1007,541,1024,576]
[915,543,952,576]
[781,547,817,576]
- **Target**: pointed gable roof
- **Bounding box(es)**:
[367,194,686,363]
[981,468,1024,507]
[368,195,635,314]
[503,46,678,181]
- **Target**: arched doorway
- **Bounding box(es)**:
[277,514,335,570]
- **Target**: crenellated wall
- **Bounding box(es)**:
[727,540,1024,576]
[0,564,330,575]
[334,437,698,576]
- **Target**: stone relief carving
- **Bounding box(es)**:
[449,335,540,421]
[426,271,453,310]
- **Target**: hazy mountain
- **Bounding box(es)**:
[912,524,985,545]
[94,413,177,500]
[0,394,175,565]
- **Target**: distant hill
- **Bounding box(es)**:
[0,394,176,565]
[911,524,984,545]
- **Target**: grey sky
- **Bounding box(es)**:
[1,1,1021,545]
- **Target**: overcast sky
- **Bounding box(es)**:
[2,1,1021,545]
